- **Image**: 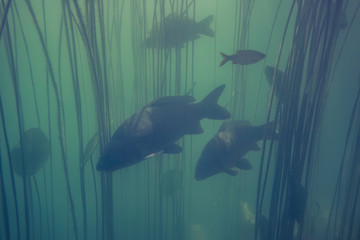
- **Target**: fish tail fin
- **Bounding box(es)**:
[219,52,229,67]
[199,85,231,120]
[197,15,215,37]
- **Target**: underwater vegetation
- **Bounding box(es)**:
[1,0,360,240]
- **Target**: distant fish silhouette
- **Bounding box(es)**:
[264,65,285,103]
[219,50,265,67]
[11,128,50,177]
[289,175,308,223]
[195,120,277,180]
[97,85,231,172]
[145,14,215,48]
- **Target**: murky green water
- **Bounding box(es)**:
[1,0,360,239]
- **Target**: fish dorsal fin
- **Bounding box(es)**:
[218,120,251,132]
[186,121,203,134]
[147,96,195,107]
[235,158,253,170]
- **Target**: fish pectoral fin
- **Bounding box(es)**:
[145,152,160,159]
[249,142,261,151]
[186,121,204,134]
[235,158,253,170]
[163,143,183,154]
[224,168,239,176]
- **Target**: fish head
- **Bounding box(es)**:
[96,140,142,172]
[265,66,275,85]
[195,136,227,180]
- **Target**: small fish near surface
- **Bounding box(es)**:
[144,14,215,48]
[195,120,277,181]
[11,128,50,177]
[97,85,231,172]
[219,50,265,67]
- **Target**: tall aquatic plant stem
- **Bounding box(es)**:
[0,142,10,240]
[0,0,12,40]
[2,2,31,238]
[255,0,296,231]
[255,0,346,239]
[62,1,115,239]
[60,2,88,238]
[326,78,360,239]
[23,0,79,239]
[0,96,20,240]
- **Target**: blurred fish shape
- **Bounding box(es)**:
[219,50,265,67]
[195,120,277,180]
[97,85,231,172]
[264,65,285,103]
[289,176,308,224]
[144,14,215,48]
[11,128,50,177]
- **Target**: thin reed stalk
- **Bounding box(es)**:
[0,0,11,40]
[0,143,10,240]
[2,3,30,238]
[0,96,20,240]
[24,0,79,239]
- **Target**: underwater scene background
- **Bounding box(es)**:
[1,0,360,239]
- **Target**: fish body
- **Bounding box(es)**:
[195,120,276,180]
[145,14,215,48]
[97,85,230,172]
[219,50,265,67]
[11,128,50,177]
